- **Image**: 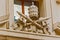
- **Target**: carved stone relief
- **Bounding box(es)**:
[11,11,51,34]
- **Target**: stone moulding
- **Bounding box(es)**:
[0,15,9,22]
[0,14,9,29]
[0,28,60,40]
[0,14,9,25]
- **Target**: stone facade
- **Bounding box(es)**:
[0,0,60,40]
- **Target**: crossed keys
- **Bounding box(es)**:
[17,11,51,34]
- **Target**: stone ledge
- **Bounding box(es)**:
[0,28,60,40]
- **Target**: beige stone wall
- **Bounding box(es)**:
[0,0,6,16]
[56,3,60,22]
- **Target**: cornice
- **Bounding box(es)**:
[0,28,60,40]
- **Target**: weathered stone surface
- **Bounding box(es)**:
[0,36,6,40]
[0,36,37,40]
